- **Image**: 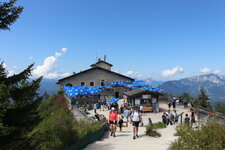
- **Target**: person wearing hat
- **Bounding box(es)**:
[109,107,118,137]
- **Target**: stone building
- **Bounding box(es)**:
[57,58,135,98]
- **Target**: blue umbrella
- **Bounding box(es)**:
[104,86,113,89]
[125,80,133,83]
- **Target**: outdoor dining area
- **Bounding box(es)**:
[62,80,164,112]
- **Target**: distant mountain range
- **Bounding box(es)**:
[38,79,58,96]
[159,74,225,103]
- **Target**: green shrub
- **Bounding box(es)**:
[174,124,192,136]
[146,126,161,137]
[26,94,104,150]
[153,122,167,129]
[214,102,225,114]
[169,121,225,150]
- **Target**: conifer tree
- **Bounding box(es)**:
[180,92,192,102]
[198,88,211,109]
[0,61,42,148]
[0,0,23,30]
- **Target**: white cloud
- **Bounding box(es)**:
[43,72,72,79]
[8,70,15,76]
[33,48,71,79]
[2,63,15,76]
[112,69,119,73]
[199,67,211,74]
[61,48,67,52]
[161,66,184,78]
[55,52,62,57]
[28,56,33,60]
[3,63,7,68]
[124,70,151,80]
[214,69,221,74]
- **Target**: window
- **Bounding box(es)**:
[81,82,85,86]
[66,83,72,87]
[90,82,95,87]
[101,80,105,86]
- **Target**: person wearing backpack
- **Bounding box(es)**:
[130,107,142,140]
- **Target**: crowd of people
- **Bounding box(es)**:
[162,110,179,126]
[165,100,198,127]
[74,98,198,140]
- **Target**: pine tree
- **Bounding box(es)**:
[198,88,211,109]
[180,92,192,102]
[0,0,23,30]
[0,61,42,148]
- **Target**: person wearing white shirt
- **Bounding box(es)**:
[130,107,142,140]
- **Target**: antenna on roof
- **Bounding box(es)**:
[104,54,107,61]
[96,52,98,62]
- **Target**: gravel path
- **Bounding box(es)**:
[85,103,189,150]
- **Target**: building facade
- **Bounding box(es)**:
[57,59,135,98]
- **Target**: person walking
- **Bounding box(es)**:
[118,116,124,132]
[109,107,118,137]
[124,107,131,126]
[174,110,179,124]
[140,105,143,113]
[94,103,97,114]
[130,107,142,140]
[100,103,105,111]
[120,105,124,114]
[172,100,176,111]
[168,102,172,111]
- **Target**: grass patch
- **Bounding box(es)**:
[153,122,167,129]
[146,126,161,137]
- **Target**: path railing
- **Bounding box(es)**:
[67,121,108,150]
[196,106,225,123]
[64,94,94,122]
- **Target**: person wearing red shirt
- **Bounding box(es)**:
[109,107,118,137]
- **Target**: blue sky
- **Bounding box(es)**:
[0,0,225,81]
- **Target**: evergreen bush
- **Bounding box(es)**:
[170,121,225,150]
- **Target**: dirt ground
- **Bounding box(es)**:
[85,102,189,150]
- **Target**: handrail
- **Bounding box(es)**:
[196,106,225,121]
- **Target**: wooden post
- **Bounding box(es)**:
[180,114,183,124]
[179,112,184,124]
[148,118,153,127]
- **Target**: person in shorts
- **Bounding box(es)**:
[118,116,124,132]
[130,107,142,140]
[109,107,118,137]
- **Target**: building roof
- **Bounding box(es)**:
[90,60,113,67]
[124,88,163,97]
[57,66,134,83]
